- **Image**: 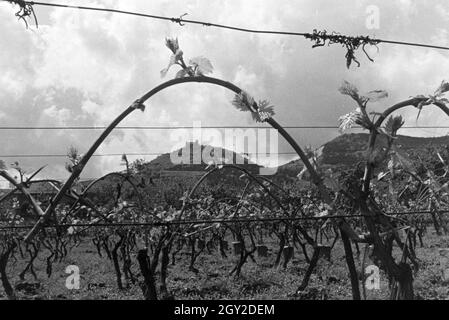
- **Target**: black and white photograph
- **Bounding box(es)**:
[0,0,449,308]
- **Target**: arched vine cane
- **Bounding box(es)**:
[0,73,443,299]
[0,171,45,217]
[24,76,360,242]
[20,75,364,298]
[363,99,449,195]
[62,172,149,223]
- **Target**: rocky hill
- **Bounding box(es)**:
[277,133,449,176]
[137,141,261,175]
[134,135,449,178]
[321,133,449,166]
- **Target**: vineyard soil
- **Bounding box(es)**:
[2,230,449,300]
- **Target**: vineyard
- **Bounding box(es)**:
[1,1,449,302]
[0,37,447,301]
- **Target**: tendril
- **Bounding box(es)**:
[9,0,39,29]
[171,13,188,27]
[305,29,380,68]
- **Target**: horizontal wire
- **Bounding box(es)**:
[1,210,447,230]
[0,152,299,158]
[2,0,449,51]
[0,126,447,130]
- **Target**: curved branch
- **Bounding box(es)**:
[175,164,316,246]
[359,97,449,282]
[183,164,287,212]
[363,98,449,195]
[25,76,358,242]
[67,172,152,222]
[0,171,45,218]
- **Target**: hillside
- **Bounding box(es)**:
[138,141,261,175]
[321,133,449,166]
[277,133,449,176]
[135,135,449,178]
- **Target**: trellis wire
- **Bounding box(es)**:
[2,0,449,53]
[0,125,448,130]
[1,209,447,230]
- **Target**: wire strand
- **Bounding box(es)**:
[0,209,447,230]
[0,125,447,130]
[2,0,449,52]
[0,152,301,158]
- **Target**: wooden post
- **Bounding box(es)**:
[257,245,268,257]
[137,249,158,300]
[233,241,243,255]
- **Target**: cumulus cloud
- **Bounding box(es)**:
[0,0,448,181]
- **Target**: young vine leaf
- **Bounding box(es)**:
[160,38,214,79]
[339,110,361,132]
[232,92,275,123]
[338,81,387,132]
[339,81,388,106]
[161,37,184,78]
[255,100,275,122]
[189,56,214,76]
[338,108,371,132]
[434,80,449,97]
[384,115,404,137]
[363,90,388,102]
[165,37,179,54]
[161,49,184,78]
[413,80,449,120]
[175,69,189,79]
[339,80,362,104]
[66,146,82,173]
[232,91,256,113]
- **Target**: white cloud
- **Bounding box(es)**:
[42,105,72,124]
[0,0,448,177]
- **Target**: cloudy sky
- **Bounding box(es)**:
[0,0,448,184]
